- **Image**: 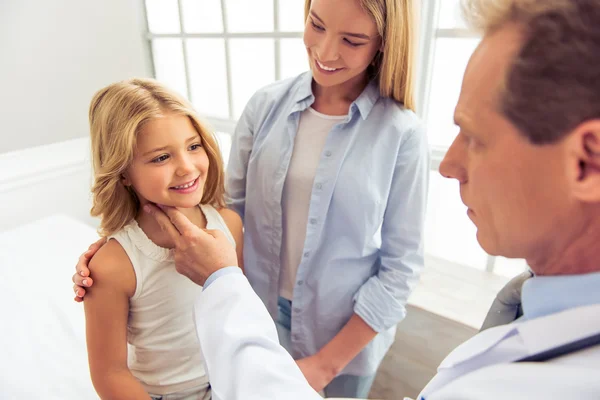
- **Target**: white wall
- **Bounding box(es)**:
[0,138,97,232]
[0,0,152,154]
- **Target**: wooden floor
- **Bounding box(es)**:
[410,256,510,329]
[368,305,477,400]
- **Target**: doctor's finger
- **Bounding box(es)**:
[202,229,230,242]
[144,204,182,241]
[160,205,202,238]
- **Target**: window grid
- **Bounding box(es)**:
[273,0,281,81]
[436,28,481,38]
[177,0,192,101]
[220,0,235,119]
[421,0,508,274]
[146,0,303,125]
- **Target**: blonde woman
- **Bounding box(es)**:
[227,0,427,396]
[75,0,427,397]
[82,78,243,399]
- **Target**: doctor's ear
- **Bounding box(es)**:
[569,120,600,202]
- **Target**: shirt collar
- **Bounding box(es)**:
[294,71,314,106]
[521,271,600,320]
[292,71,381,120]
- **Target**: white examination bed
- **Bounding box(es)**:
[0,214,100,399]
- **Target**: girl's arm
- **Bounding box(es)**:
[219,208,244,273]
[84,239,150,400]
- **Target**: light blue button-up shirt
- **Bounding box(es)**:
[225,71,429,376]
[521,271,600,320]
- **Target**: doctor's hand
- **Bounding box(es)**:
[145,204,238,286]
[72,237,106,301]
[296,354,336,393]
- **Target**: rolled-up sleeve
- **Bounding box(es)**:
[225,96,257,220]
[353,123,429,332]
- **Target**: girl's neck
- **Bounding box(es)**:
[311,72,369,115]
[135,203,207,249]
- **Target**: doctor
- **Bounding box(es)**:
[75,0,600,398]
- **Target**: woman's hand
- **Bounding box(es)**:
[295,354,336,393]
[72,237,106,301]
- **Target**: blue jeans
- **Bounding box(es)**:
[276,297,375,398]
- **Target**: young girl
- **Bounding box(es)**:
[83,78,243,400]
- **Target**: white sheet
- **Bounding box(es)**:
[0,214,100,399]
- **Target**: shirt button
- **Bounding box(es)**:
[303,252,310,258]
[293,307,301,314]
[325,151,332,157]
[309,218,317,225]
[292,334,299,340]
[315,183,322,190]
[297,280,304,286]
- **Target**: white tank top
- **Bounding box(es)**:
[108,204,235,395]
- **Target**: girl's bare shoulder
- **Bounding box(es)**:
[88,238,136,296]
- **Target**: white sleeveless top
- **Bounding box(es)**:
[108,204,235,395]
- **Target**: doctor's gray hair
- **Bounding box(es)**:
[462,0,600,144]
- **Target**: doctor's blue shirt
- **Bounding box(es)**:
[224,71,429,376]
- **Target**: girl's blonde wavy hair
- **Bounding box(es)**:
[89,78,225,237]
[304,0,418,111]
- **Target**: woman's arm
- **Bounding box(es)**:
[352,123,429,331]
[296,314,376,391]
[219,208,245,273]
[73,238,106,301]
[299,123,430,390]
[225,94,257,220]
[84,239,150,400]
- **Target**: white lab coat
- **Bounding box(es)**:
[422,302,600,400]
[194,273,600,400]
[194,272,321,400]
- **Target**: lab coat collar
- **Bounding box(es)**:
[438,303,600,369]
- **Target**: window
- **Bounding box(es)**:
[145,0,306,133]
[144,0,306,202]
[144,0,527,278]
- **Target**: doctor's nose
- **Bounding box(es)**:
[439,134,468,184]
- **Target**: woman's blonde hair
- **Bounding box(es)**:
[304,0,418,111]
[89,78,225,236]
